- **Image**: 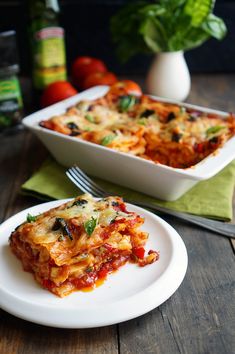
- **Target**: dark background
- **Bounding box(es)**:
[0,0,234,76]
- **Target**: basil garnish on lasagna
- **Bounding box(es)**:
[9,194,159,297]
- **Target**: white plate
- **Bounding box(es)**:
[0,200,188,328]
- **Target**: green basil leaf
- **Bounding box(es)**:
[84,217,97,236]
[169,26,210,51]
[85,114,95,123]
[101,135,116,146]
[184,0,214,27]
[206,125,225,136]
[201,14,227,40]
[138,118,147,126]
[140,17,167,53]
[119,95,137,112]
[26,213,36,223]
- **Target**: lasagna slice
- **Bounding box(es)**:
[9,194,159,297]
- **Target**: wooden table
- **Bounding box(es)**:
[0,75,235,354]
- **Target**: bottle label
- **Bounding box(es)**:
[0,76,23,129]
[33,26,67,89]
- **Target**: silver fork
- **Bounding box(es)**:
[66,166,235,239]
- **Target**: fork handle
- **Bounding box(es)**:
[127,200,235,239]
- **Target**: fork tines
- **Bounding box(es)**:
[66,166,108,198]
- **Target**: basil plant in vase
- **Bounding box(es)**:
[111,0,227,101]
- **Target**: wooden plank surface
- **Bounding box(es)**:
[0,312,118,354]
[0,75,235,354]
[119,218,235,354]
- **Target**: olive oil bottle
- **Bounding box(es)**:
[29,0,67,90]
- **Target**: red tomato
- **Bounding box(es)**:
[41,81,78,107]
[42,279,54,290]
[98,268,109,279]
[83,71,118,89]
[72,56,107,88]
[109,80,142,96]
[103,243,114,252]
[194,142,204,153]
[132,247,145,259]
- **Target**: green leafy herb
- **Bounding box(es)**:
[101,135,116,146]
[110,1,227,63]
[119,95,137,112]
[138,118,147,126]
[84,217,97,236]
[85,114,95,123]
[206,125,225,136]
[26,213,36,223]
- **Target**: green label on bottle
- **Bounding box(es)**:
[33,26,67,89]
[0,76,23,129]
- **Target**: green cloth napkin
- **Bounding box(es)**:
[21,158,235,221]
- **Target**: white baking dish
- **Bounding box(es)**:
[23,86,235,201]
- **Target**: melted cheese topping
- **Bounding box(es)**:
[13,194,139,266]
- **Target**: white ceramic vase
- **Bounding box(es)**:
[146,51,191,101]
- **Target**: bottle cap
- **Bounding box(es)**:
[0,30,19,75]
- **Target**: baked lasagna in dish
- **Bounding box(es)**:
[9,194,159,297]
[39,83,235,169]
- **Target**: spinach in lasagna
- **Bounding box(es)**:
[9,194,159,297]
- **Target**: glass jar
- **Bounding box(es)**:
[0,30,23,131]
